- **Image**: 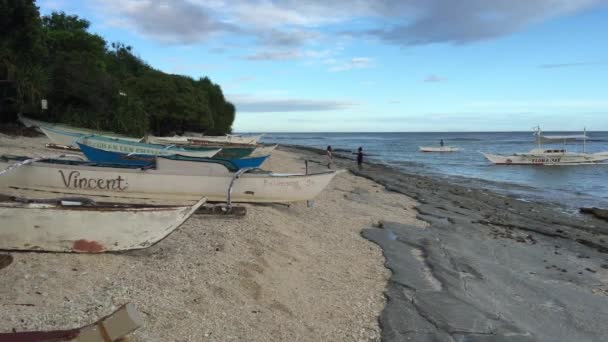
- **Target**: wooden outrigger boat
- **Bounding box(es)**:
[149,133,263,146]
[40,127,222,158]
[146,137,277,159]
[419,146,460,152]
[482,127,608,165]
[0,303,142,341]
[0,194,205,252]
[77,143,269,169]
[0,156,340,203]
[19,114,141,142]
[40,125,275,159]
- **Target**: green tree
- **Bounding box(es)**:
[2,1,236,135]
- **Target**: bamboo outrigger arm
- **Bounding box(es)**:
[226,167,255,208]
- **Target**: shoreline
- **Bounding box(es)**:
[281,143,608,212]
[283,144,608,341]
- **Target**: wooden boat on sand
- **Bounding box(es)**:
[149,133,263,146]
[77,143,269,169]
[0,156,340,203]
[40,126,221,158]
[0,194,205,252]
[19,114,141,142]
[0,303,142,341]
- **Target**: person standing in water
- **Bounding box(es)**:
[440,139,444,147]
[357,147,363,170]
[326,145,333,169]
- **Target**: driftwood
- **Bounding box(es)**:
[45,143,81,153]
[0,303,143,341]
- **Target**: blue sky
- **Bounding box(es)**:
[38,0,608,132]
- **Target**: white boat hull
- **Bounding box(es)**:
[0,198,204,252]
[0,159,339,203]
[40,125,141,147]
[482,152,608,165]
[419,146,460,152]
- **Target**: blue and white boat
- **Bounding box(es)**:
[77,143,269,170]
[40,126,221,158]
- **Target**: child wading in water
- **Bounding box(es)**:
[326,145,333,169]
[357,147,363,170]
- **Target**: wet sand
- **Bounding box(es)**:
[286,145,608,341]
[0,134,422,341]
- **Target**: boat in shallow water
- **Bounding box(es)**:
[0,156,340,203]
[77,142,269,169]
[0,194,205,252]
[482,127,608,165]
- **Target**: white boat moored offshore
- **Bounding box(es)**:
[419,146,460,152]
[482,127,608,165]
[0,195,205,252]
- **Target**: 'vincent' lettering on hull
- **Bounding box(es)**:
[58,170,128,191]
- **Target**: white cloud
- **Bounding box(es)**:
[328,57,374,72]
[93,0,603,48]
[228,94,357,112]
[424,74,446,82]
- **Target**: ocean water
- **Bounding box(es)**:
[261,132,608,209]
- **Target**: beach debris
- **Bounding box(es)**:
[0,254,13,270]
[195,204,247,217]
[0,303,143,341]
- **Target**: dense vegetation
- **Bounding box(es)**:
[0,0,235,136]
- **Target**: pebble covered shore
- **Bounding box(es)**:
[0,134,423,341]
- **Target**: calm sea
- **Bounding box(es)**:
[260,132,608,209]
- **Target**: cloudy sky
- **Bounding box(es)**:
[39,0,608,132]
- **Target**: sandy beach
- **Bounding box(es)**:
[0,133,421,341]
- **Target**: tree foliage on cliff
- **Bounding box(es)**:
[0,0,235,136]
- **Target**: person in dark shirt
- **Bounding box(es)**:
[326,145,333,169]
[440,139,444,147]
[357,147,363,169]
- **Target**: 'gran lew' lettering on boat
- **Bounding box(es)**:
[58,170,128,191]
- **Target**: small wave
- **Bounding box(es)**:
[446,138,482,141]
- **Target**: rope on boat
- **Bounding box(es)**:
[0,154,84,176]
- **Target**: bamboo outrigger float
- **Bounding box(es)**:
[0,303,143,341]
[148,133,263,146]
[0,195,205,253]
